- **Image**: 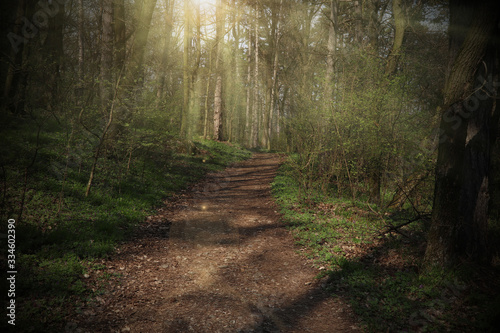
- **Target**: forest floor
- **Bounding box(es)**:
[71,153,360,332]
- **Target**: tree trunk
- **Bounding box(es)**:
[385,0,405,75]
[101,0,114,111]
[251,2,260,148]
[424,0,499,269]
[365,0,379,50]
[77,0,84,100]
[204,49,213,140]
[245,25,252,146]
[267,0,283,150]
[128,0,157,85]
[325,0,338,104]
[156,0,175,106]
[180,0,191,138]
[40,0,64,112]
[114,0,126,72]
[109,0,157,137]
[368,0,406,206]
[2,0,28,114]
[213,0,224,141]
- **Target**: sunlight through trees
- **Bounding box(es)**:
[0,0,499,279]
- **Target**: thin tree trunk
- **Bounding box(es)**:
[114,0,126,72]
[365,0,379,50]
[181,0,191,138]
[156,0,175,106]
[203,49,213,140]
[325,0,338,104]
[213,0,224,141]
[3,0,27,114]
[268,0,283,150]
[251,2,260,148]
[101,0,114,111]
[128,0,157,85]
[40,0,64,113]
[86,76,121,197]
[368,0,406,206]
[232,1,242,142]
[245,25,252,146]
[77,0,84,100]
[109,0,157,137]
[385,0,405,75]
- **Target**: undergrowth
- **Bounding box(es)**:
[0,131,250,332]
[272,158,500,332]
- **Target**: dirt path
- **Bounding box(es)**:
[73,153,360,332]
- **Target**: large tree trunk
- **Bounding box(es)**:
[424,0,499,269]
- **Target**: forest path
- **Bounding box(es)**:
[74,153,360,332]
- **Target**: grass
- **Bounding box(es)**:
[272,158,500,332]
[0,130,251,332]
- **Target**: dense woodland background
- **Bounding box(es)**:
[1,0,500,331]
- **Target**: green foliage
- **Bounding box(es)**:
[272,158,499,332]
[282,44,439,209]
[0,114,251,331]
[272,159,385,266]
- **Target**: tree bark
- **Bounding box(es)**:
[156,0,175,105]
[424,0,499,269]
[245,25,252,146]
[101,0,114,111]
[128,0,157,85]
[39,0,64,112]
[181,0,191,138]
[267,0,283,150]
[365,0,379,50]
[325,0,338,104]
[77,0,84,100]
[368,0,407,206]
[213,0,225,141]
[385,0,405,75]
[251,2,260,148]
[2,0,28,114]
[109,0,157,137]
[113,0,126,72]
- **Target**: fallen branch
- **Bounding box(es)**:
[379,214,431,237]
